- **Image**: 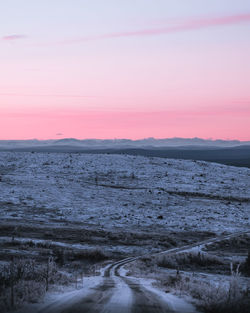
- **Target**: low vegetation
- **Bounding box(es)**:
[53,247,108,265]
[126,244,250,313]
[162,271,250,313]
[0,257,71,312]
[206,233,250,254]
[157,251,227,273]
[242,250,250,276]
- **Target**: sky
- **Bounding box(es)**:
[1,0,250,140]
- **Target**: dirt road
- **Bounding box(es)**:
[21,231,249,313]
[33,257,196,313]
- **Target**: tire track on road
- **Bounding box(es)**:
[34,231,250,313]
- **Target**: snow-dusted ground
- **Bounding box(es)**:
[0,152,249,234]
[15,256,199,313]
[16,275,103,313]
[0,150,249,313]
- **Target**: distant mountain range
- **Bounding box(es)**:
[0,137,249,149]
[1,138,249,168]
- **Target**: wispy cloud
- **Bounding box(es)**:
[60,13,250,44]
[2,34,27,41]
[0,92,98,98]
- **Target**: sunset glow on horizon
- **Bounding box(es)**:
[1,0,250,140]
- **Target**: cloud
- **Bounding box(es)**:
[2,34,27,41]
[0,92,97,98]
[61,13,250,44]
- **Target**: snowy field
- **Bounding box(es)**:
[1,152,250,313]
[0,152,249,234]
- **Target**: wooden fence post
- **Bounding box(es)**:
[10,256,14,308]
[46,257,49,291]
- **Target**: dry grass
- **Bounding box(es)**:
[162,271,250,313]
[0,257,71,312]
[157,251,226,273]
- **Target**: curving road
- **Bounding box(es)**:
[36,257,194,313]
[28,231,249,313]
[33,257,199,313]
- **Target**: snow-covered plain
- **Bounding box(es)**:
[1,152,250,313]
[0,152,249,234]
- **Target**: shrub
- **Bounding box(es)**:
[157,255,177,268]
[0,257,69,312]
[242,250,250,276]
[71,249,108,262]
[163,264,249,313]
[157,251,224,270]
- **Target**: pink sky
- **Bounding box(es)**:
[1,106,249,140]
[1,1,250,140]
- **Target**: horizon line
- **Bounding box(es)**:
[0,137,249,142]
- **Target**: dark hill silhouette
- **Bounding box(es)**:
[1,144,250,168]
